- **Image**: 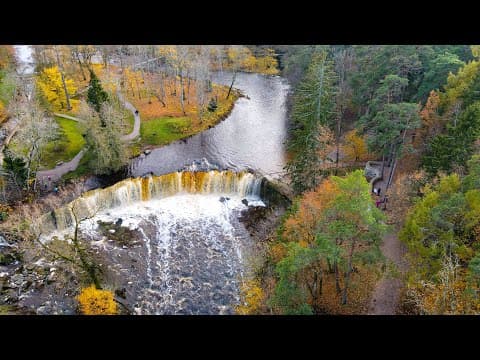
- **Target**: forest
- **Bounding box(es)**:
[0,44,479,315]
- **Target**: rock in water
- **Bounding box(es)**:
[219,197,226,203]
[115,288,127,299]
[242,199,249,206]
[115,218,123,226]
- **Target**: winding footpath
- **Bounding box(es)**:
[36,93,141,188]
[118,92,141,141]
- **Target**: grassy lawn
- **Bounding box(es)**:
[140,117,192,146]
[139,91,239,147]
[40,117,86,169]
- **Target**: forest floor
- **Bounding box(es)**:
[367,165,409,315]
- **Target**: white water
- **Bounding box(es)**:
[38,171,265,314]
[79,194,260,314]
[13,45,34,75]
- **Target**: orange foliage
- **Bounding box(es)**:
[342,129,370,163]
[413,271,480,314]
[124,71,233,127]
[418,90,444,147]
[0,100,7,123]
[77,285,117,315]
[313,264,380,314]
[0,45,14,70]
[282,179,339,246]
[235,279,265,315]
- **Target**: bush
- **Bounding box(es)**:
[77,285,117,315]
[207,98,218,112]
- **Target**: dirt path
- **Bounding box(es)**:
[367,165,409,315]
[367,232,408,314]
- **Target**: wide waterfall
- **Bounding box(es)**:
[38,170,263,235]
[35,170,265,314]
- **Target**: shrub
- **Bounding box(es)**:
[77,285,117,315]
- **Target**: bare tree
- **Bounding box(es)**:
[10,98,58,190]
[194,46,211,123]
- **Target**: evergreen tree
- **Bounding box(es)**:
[87,69,109,114]
[2,153,27,189]
[286,48,337,194]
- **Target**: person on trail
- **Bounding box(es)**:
[53,186,58,194]
[377,187,381,196]
[135,110,139,115]
[373,188,378,195]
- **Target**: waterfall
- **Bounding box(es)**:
[37,170,262,234]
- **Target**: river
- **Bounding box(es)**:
[131,72,289,178]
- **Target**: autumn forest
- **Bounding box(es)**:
[1,45,480,315]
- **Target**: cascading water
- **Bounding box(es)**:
[38,170,262,234]
[37,171,265,314]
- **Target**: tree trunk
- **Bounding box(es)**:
[75,54,86,81]
[334,259,341,294]
[59,71,72,111]
[179,70,186,115]
[335,109,342,172]
[380,152,386,180]
[226,71,237,99]
[187,70,191,104]
[342,238,357,305]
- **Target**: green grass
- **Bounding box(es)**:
[0,69,15,105]
[140,116,192,146]
[41,117,86,169]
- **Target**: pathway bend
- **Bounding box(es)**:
[36,92,140,186]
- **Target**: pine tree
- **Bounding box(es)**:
[87,69,109,114]
[286,48,337,194]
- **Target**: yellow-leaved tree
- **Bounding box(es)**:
[37,66,79,112]
[342,129,369,162]
[0,100,7,123]
[77,285,117,315]
[235,279,264,315]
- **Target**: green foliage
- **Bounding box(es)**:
[417,52,465,102]
[270,170,387,313]
[360,73,421,163]
[207,97,217,112]
[286,48,337,194]
[2,153,27,188]
[268,242,316,315]
[87,69,109,113]
[423,101,480,174]
[401,160,480,278]
[401,155,480,313]
[0,69,16,106]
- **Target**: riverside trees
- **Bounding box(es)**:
[285,47,337,194]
